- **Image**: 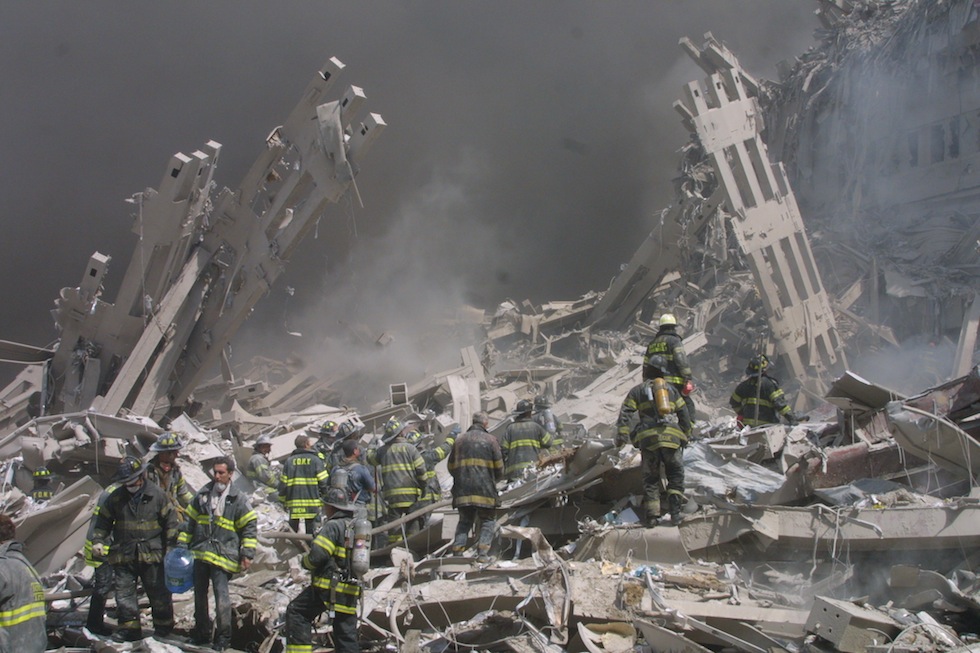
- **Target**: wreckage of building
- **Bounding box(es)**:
[1,2,980,652]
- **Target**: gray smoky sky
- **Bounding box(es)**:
[0,2,819,388]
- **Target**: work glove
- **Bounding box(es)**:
[682,380,696,396]
[91,543,106,558]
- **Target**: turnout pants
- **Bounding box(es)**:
[641,447,685,521]
[114,560,173,635]
[285,585,359,653]
[453,506,495,553]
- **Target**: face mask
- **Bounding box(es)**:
[214,482,228,493]
[126,483,141,494]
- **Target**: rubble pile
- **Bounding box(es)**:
[1,2,979,652]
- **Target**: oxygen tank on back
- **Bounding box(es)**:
[653,378,672,416]
[349,516,371,579]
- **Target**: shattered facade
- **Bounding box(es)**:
[1,2,980,653]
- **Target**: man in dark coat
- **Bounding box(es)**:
[617,356,692,527]
[448,412,503,562]
[729,354,803,427]
[501,400,552,481]
[88,456,178,641]
[643,313,696,417]
[280,434,330,535]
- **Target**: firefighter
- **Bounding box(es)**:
[729,354,804,427]
[0,513,47,653]
[30,466,53,502]
[532,395,564,447]
[501,399,552,481]
[643,313,696,418]
[145,431,194,510]
[310,420,341,470]
[408,424,458,521]
[177,456,257,652]
[367,417,426,544]
[88,456,178,641]
[617,355,692,527]
[448,412,503,563]
[246,434,279,500]
[284,488,364,653]
[279,434,330,535]
[82,470,127,637]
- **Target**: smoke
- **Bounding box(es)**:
[0,2,821,395]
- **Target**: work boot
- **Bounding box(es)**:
[451,546,466,556]
[668,494,684,526]
[476,544,492,564]
[189,626,212,646]
[643,503,661,528]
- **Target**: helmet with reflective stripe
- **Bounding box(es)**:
[310,420,339,438]
[533,395,551,410]
[515,399,534,415]
[382,416,402,443]
[322,487,355,512]
[150,431,183,452]
[658,313,677,327]
[32,466,51,479]
[114,456,145,484]
[747,354,770,374]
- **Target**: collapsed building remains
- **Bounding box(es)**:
[1,2,979,653]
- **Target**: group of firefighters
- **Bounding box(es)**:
[1,311,807,652]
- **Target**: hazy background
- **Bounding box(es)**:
[0,2,820,391]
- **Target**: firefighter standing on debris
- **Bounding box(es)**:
[0,514,47,653]
[280,434,330,535]
[617,355,692,527]
[246,434,279,501]
[729,354,804,427]
[501,399,553,481]
[311,420,342,470]
[30,467,53,502]
[178,456,257,652]
[644,313,697,419]
[284,488,365,653]
[448,412,503,562]
[145,431,194,511]
[408,423,458,521]
[88,456,177,642]
[367,417,426,544]
[532,395,564,447]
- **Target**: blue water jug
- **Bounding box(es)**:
[164,547,194,593]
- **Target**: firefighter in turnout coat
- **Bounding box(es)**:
[0,514,47,653]
[643,313,696,417]
[178,456,257,651]
[448,412,503,562]
[729,354,803,427]
[88,456,178,641]
[280,434,330,534]
[145,431,195,511]
[368,417,426,543]
[284,488,363,653]
[501,399,552,481]
[617,355,692,527]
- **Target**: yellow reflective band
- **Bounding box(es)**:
[0,600,46,627]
